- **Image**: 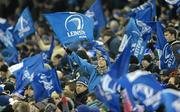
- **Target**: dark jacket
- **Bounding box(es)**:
[74,90,88,107]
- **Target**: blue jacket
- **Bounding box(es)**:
[70,52,101,92]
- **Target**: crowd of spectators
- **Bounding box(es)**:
[0,0,179,112]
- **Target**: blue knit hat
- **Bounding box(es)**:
[76,76,88,87]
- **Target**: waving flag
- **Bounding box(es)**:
[94,84,121,112]
[9,54,45,94]
[128,0,156,21]
[144,89,180,112]
[44,12,94,45]
[93,42,131,112]
[85,0,106,36]
[0,26,15,48]
[13,7,35,43]
[118,70,162,111]
[109,40,131,81]
[32,69,62,102]
[155,22,176,69]
[41,35,55,63]
[160,89,180,112]
[119,18,152,62]
[1,47,18,65]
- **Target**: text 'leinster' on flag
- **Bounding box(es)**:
[9,54,45,94]
[119,18,152,62]
[32,69,62,102]
[13,7,35,43]
[44,12,94,45]
[85,0,106,34]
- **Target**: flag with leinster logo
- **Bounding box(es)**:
[13,7,35,43]
[44,12,94,45]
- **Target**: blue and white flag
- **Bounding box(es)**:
[85,0,106,35]
[144,88,180,112]
[109,40,131,81]
[13,7,35,43]
[93,42,131,112]
[1,47,18,65]
[9,54,45,94]
[155,22,176,69]
[161,89,180,112]
[44,12,94,45]
[128,0,156,21]
[32,69,62,102]
[118,70,163,111]
[0,26,15,48]
[119,18,152,62]
[94,84,121,112]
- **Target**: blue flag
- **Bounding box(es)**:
[0,26,15,48]
[128,0,156,21]
[9,54,45,94]
[155,22,176,69]
[13,7,35,43]
[31,69,62,102]
[1,47,18,65]
[109,40,131,81]
[144,89,180,112]
[119,18,152,62]
[118,70,163,111]
[41,35,55,63]
[85,0,106,35]
[160,89,180,112]
[44,12,94,45]
[94,83,121,112]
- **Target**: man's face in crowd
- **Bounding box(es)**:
[164,31,174,42]
[76,83,87,94]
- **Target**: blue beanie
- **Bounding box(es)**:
[76,76,88,87]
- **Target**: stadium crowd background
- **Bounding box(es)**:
[0,0,179,112]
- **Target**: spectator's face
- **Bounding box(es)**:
[52,57,60,66]
[98,57,106,68]
[168,77,175,85]
[9,77,16,84]
[64,85,74,97]
[0,71,6,78]
[76,83,87,94]
[86,96,94,104]
[164,31,174,42]
[141,60,150,68]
